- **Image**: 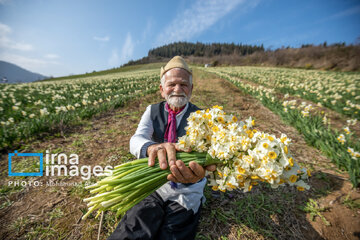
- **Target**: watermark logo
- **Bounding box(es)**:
[8,150,43,177]
[8,150,113,180]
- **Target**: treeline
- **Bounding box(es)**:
[148,42,264,58]
[122,41,360,71]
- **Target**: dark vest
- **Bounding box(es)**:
[150,101,201,143]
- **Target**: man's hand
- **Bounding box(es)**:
[147,142,181,169]
[167,161,216,184]
[147,143,216,184]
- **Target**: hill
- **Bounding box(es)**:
[0,61,47,83]
[42,62,165,82]
[123,42,360,71]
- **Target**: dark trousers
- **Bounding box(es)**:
[107,192,202,240]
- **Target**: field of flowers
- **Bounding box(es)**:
[1,65,359,239]
[202,66,360,187]
[215,66,360,119]
[0,69,159,149]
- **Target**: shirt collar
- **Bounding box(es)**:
[164,102,189,117]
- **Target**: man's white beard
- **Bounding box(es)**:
[165,92,191,108]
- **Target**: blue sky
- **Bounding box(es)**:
[0,0,359,77]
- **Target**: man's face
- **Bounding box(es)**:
[160,68,193,108]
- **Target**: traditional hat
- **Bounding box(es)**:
[160,56,192,79]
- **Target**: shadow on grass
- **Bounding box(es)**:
[196,171,344,240]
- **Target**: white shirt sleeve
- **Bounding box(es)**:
[129,105,157,159]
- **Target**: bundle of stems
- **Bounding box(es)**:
[82,152,219,219]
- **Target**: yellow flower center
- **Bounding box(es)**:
[288,157,294,167]
[212,126,219,132]
[268,151,277,159]
[289,175,297,183]
[297,186,305,191]
[237,167,246,174]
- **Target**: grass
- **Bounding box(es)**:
[10,155,41,174]
[70,178,98,198]
[21,207,66,239]
[0,197,13,209]
[10,216,29,232]
[342,194,360,210]
[300,198,331,226]
[197,183,309,239]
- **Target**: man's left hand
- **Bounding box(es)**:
[167,161,216,184]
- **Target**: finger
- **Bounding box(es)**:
[170,165,186,183]
[205,164,217,172]
[184,146,192,152]
[164,143,177,167]
[148,148,157,166]
[174,143,181,151]
[189,161,205,179]
[175,144,192,153]
[157,148,167,170]
[176,160,197,182]
[167,173,178,183]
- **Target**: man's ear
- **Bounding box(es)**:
[160,84,165,98]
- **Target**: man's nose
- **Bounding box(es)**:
[173,84,183,93]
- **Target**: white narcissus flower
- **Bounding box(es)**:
[337,134,346,144]
[343,127,351,135]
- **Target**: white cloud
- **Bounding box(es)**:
[0,22,11,35]
[331,5,360,19]
[0,0,11,4]
[0,53,46,69]
[121,32,134,61]
[108,33,135,67]
[44,54,59,59]
[155,0,250,46]
[0,52,61,75]
[108,48,119,67]
[316,5,360,24]
[142,19,153,41]
[93,36,110,42]
[0,22,33,51]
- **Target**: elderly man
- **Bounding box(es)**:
[108,56,216,240]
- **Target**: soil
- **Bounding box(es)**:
[0,69,359,240]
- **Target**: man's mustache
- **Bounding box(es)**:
[169,92,187,98]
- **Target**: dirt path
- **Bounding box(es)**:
[0,69,359,240]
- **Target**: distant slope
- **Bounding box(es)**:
[0,61,47,83]
[43,62,165,82]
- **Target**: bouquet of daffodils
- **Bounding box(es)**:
[82,105,310,219]
[177,105,310,192]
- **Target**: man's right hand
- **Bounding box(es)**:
[146,143,216,184]
[147,143,186,169]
